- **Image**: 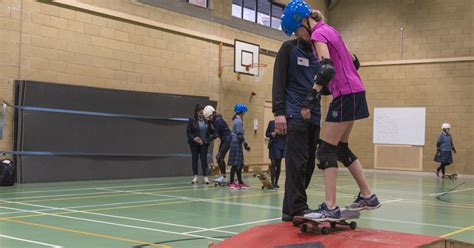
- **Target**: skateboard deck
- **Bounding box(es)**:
[292,210,360,234]
[253,167,273,190]
[442,174,457,180]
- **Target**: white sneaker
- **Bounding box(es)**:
[214,176,226,183]
[191,175,198,184]
[203,177,210,184]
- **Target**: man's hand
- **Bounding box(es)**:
[193,137,202,144]
[271,131,277,138]
[301,107,311,120]
[275,115,287,135]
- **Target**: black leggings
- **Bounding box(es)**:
[270,158,282,186]
[436,162,451,175]
[230,166,243,184]
[216,139,231,176]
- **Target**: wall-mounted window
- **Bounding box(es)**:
[187,0,208,8]
[232,0,284,30]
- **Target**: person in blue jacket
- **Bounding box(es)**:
[203,105,232,184]
[265,120,286,188]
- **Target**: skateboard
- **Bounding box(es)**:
[442,174,457,180]
[292,210,360,234]
[253,167,274,190]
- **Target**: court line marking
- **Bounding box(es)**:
[3,191,281,220]
[0,197,184,216]
[3,188,471,234]
[429,188,474,196]
[0,186,210,204]
[0,203,225,242]
[0,219,170,248]
[0,201,238,235]
[0,182,186,195]
[440,225,474,238]
[97,188,283,210]
[306,190,474,209]
[0,185,194,201]
[183,218,281,234]
[0,234,63,248]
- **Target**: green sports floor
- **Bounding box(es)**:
[0,171,472,248]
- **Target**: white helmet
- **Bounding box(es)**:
[441,123,451,130]
[203,105,215,120]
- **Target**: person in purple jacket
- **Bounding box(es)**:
[281,0,381,221]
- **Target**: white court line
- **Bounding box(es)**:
[97,188,282,210]
[0,197,183,216]
[380,199,404,204]
[184,218,281,234]
[429,188,474,196]
[0,203,225,242]
[0,182,186,195]
[372,189,474,200]
[307,191,474,209]
[0,234,62,248]
[0,200,236,235]
[0,185,193,201]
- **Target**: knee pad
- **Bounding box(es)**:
[337,142,358,167]
[316,141,338,170]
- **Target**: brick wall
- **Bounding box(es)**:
[329,0,473,174]
[0,0,321,165]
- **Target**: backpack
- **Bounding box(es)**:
[0,159,15,186]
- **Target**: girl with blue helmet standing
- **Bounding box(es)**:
[228,103,251,189]
[280,0,380,221]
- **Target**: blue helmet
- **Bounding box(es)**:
[234,103,248,113]
[281,0,311,36]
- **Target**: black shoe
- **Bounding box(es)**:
[281,209,312,222]
[282,213,292,222]
[273,184,280,189]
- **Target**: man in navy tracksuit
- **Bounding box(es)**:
[272,38,323,221]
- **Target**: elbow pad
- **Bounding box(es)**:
[237,133,244,142]
[314,58,335,87]
[353,54,360,70]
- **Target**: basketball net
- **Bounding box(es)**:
[243,63,267,82]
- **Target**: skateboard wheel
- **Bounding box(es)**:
[321,227,329,235]
[350,222,357,230]
[300,224,308,233]
[330,222,336,228]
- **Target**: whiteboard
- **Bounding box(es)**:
[373,107,426,146]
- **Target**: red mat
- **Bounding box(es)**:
[213,222,442,248]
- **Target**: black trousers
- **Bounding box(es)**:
[190,144,209,176]
[282,118,320,216]
[270,158,282,186]
[216,138,231,175]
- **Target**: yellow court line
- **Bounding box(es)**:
[440,225,474,238]
[2,187,210,204]
[4,191,281,220]
[0,218,171,248]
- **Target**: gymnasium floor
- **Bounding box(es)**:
[0,171,472,248]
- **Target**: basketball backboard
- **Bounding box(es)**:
[234,39,260,76]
